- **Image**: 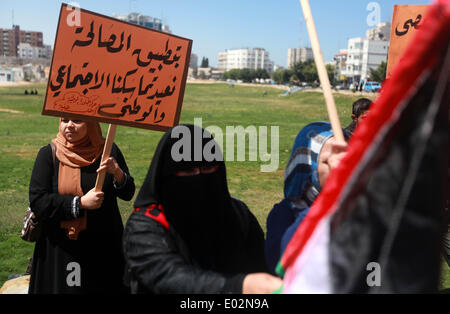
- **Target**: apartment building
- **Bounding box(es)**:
[334,49,348,81]
[17,43,52,59]
[189,53,198,69]
[287,47,313,68]
[366,22,391,41]
[0,25,43,57]
[341,37,389,82]
[333,23,390,83]
[217,48,273,72]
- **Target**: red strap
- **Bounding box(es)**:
[134,204,169,230]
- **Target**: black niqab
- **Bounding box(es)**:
[134,124,243,270]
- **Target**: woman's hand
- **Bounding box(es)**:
[327,138,348,171]
[242,273,283,294]
[80,188,104,210]
[317,137,348,188]
[97,157,125,184]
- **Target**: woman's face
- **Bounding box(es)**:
[60,118,88,143]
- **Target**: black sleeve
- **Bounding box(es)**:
[112,144,135,201]
[237,200,271,274]
[28,145,74,222]
[123,211,244,294]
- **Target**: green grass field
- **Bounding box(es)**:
[0,82,448,291]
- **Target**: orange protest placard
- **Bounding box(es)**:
[43,4,192,131]
[386,5,429,78]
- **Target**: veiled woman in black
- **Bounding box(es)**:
[123,124,282,294]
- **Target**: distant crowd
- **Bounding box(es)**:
[24,89,38,95]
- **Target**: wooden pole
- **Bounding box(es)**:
[94,124,117,192]
[299,0,345,142]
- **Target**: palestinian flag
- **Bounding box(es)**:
[277,0,450,293]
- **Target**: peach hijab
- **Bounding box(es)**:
[51,119,105,239]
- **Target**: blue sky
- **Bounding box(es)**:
[0,0,431,67]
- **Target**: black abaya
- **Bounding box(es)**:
[28,143,135,294]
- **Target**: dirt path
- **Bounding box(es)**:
[0,81,38,87]
[0,108,23,114]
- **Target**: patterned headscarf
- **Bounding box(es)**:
[284,122,334,209]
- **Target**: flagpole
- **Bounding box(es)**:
[299,0,345,142]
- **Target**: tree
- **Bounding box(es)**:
[271,68,293,85]
[369,61,387,82]
[326,64,337,86]
[302,61,318,83]
[289,74,300,85]
[241,69,254,82]
[255,68,269,80]
[271,62,336,86]
[291,62,306,82]
[223,68,271,83]
[200,57,209,68]
[271,69,282,84]
[290,60,319,84]
[223,69,240,80]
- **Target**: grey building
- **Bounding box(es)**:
[115,13,171,33]
[287,47,313,68]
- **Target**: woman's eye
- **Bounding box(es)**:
[174,168,200,176]
[201,165,219,174]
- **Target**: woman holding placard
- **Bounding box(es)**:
[28,118,135,294]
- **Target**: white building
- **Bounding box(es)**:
[0,69,13,82]
[11,67,24,81]
[287,47,313,68]
[341,37,389,82]
[217,51,228,71]
[333,22,391,84]
[17,43,51,59]
[161,25,171,33]
[334,23,390,83]
[22,63,46,81]
[17,43,36,59]
[273,64,283,72]
[197,67,212,78]
[217,48,274,72]
[334,49,348,81]
[366,22,391,41]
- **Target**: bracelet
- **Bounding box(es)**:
[71,196,81,218]
[113,172,128,189]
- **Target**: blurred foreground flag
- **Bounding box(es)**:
[277,0,449,293]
